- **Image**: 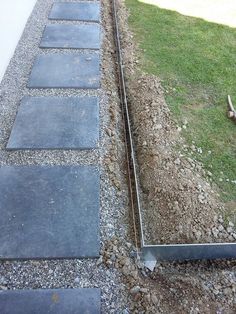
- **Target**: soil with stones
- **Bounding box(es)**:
[99,1,235,313]
[116,0,236,245]
[103,237,236,313]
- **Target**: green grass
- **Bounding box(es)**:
[126,0,236,206]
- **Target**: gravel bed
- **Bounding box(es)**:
[0,0,134,312]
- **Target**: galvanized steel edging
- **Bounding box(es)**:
[112,0,236,262]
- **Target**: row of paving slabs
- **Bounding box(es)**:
[0,2,102,313]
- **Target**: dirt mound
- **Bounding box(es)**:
[127,74,225,244]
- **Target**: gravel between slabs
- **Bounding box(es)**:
[0,0,135,312]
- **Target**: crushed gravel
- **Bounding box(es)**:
[103,237,236,313]
[0,0,134,312]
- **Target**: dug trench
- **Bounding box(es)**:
[99,1,236,313]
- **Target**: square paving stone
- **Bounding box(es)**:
[0,165,100,259]
[0,288,101,314]
[7,97,99,150]
[28,53,100,89]
[40,24,100,49]
[49,2,100,22]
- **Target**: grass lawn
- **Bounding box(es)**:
[126,0,236,211]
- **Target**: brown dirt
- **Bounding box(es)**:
[99,2,236,313]
[103,237,236,313]
[116,0,235,244]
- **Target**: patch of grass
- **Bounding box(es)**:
[126,0,236,205]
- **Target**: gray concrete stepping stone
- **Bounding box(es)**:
[0,165,100,259]
[40,24,100,49]
[49,2,100,22]
[0,288,101,314]
[7,97,99,150]
[28,53,100,89]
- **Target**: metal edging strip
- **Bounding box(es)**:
[112,0,236,262]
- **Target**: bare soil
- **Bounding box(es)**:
[103,237,236,313]
[116,0,236,244]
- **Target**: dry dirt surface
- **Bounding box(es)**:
[99,0,236,313]
[116,0,236,245]
[103,237,236,313]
